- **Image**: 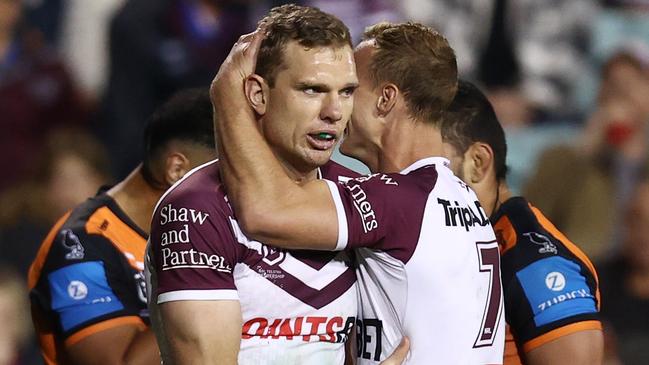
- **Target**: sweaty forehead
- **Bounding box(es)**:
[278,42,357,83]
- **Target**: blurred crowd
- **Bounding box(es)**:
[1,0,649,364]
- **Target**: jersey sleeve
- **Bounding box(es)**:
[324,170,434,251]
[148,189,240,304]
[503,231,601,352]
[40,229,144,340]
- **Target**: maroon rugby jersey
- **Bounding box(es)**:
[146,160,358,364]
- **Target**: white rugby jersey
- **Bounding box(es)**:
[325,157,505,364]
[146,160,358,365]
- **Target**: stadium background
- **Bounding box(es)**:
[1,0,648,363]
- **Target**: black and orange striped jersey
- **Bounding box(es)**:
[491,197,601,365]
[28,192,148,365]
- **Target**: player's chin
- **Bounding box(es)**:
[304,148,335,167]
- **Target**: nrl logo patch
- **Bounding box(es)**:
[60,229,85,260]
[524,232,558,255]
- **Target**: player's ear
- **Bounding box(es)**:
[377,83,398,117]
[467,142,494,184]
[244,74,268,115]
[164,152,191,186]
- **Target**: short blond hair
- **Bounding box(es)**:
[363,22,458,124]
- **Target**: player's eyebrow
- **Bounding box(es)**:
[295,81,359,92]
[342,82,359,90]
[295,82,331,92]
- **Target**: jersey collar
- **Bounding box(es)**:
[400,157,450,175]
[489,196,528,224]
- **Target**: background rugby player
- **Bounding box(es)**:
[28,89,217,365]
[441,80,603,365]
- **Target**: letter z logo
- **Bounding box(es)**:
[545,272,566,291]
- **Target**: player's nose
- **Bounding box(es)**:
[320,93,343,124]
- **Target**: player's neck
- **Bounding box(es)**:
[375,118,444,173]
[473,176,512,217]
[106,165,165,235]
[485,181,512,217]
[276,156,319,185]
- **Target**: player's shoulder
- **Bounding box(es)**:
[493,198,545,254]
[401,157,443,181]
[494,197,595,272]
[346,157,441,192]
[58,193,112,232]
[49,193,123,248]
[150,159,238,254]
[404,157,484,211]
[154,159,228,216]
[404,157,475,197]
[31,194,123,282]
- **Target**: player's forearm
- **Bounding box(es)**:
[210,75,308,242]
[207,28,304,242]
[213,109,337,249]
[213,114,338,249]
[208,28,337,249]
[212,92,339,249]
[213,101,286,195]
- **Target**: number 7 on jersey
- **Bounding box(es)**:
[474,241,503,348]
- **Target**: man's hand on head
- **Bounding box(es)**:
[209,26,266,112]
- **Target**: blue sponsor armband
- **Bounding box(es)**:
[47,261,124,331]
[516,256,597,327]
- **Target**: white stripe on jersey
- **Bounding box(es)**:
[325,179,349,251]
[157,289,239,303]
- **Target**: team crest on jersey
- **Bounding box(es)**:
[60,229,85,260]
[262,246,286,266]
[524,232,558,255]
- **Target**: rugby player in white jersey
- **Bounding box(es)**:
[212,22,505,364]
